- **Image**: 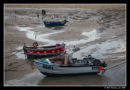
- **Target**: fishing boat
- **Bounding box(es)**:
[23,42,65,59]
[34,54,107,76]
[43,20,68,27]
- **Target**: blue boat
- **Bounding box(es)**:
[43,20,68,27]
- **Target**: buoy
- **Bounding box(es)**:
[33,42,38,47]
[61,48,64,51]
[43,51,47,54]
[30,52,33,54]
[52,50,55,53]
[98,66,103,71]
[57,50,60,53]
[37,52,40,55]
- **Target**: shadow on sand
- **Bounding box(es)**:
[37,74,110,86]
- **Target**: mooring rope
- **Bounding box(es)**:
[105,61,126,70]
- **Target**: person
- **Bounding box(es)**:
[62,42,65,46]
[23,43,26,51]
[42,10,46,16]
[37,13,39,22]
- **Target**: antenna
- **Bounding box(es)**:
[35,34,36,40]
[35,33,37,41]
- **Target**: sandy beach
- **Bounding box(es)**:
[4,4,126,86]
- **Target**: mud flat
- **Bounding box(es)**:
[4,4,126,86]
[5,4,125,10]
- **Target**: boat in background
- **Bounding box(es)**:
[23,42,65,59]
[43,20,68,27]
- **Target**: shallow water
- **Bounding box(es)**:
[16,26,101,47]
[15,52,25,60]
[16,26,65,45]
[15,26,102,59]
[73,39,126,59]
[5,69,45,86]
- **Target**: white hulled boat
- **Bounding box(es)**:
[34,54,107,76]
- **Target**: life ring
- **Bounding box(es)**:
[33,42,38,47]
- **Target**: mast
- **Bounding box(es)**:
[64,52,73,66]
[68,52,73,64]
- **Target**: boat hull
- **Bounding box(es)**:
[40,71,98,76]
[23,44,65,53]
[34,61,100,76]
[23,44,65,59]
[43,20,67,27]
[26,52,64,59]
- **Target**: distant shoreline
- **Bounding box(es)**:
[4,4,126,9]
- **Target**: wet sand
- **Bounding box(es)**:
[4,4,126,86]
[38,63,126,86]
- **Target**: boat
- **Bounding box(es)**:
[23,42,65,59]
[43,20,68,27]
[34,54,107,76]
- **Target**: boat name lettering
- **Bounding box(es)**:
[42,64,54,70]
[92,66,98,70]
